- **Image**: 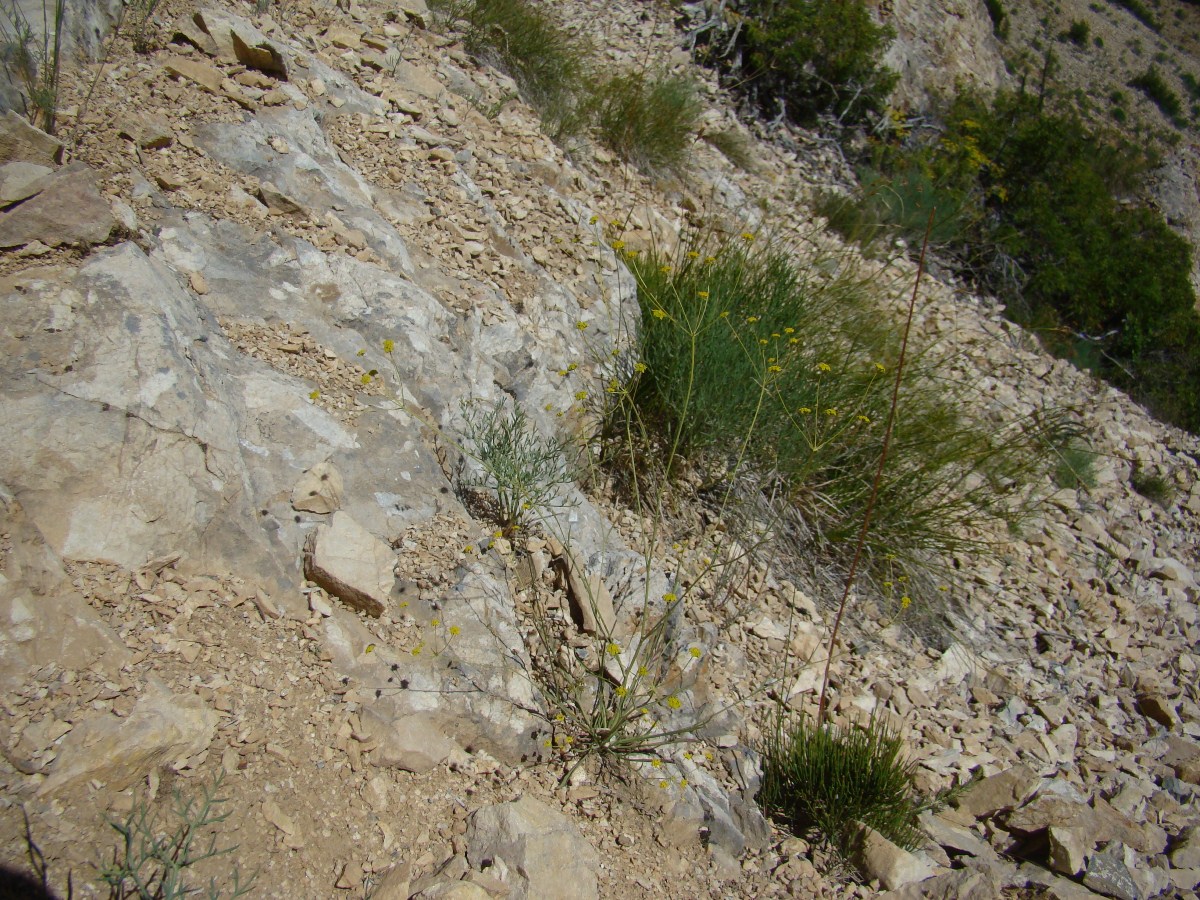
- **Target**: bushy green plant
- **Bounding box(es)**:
[1062,19,1091,46]
[759,714,931,855]
[984,0,1009,38]
[1111,0,1160,31]
[604,231,1056,571]
[1054,442,1098,490]
[458,398,577,538]
[1131,464,1175,505]
[436,0,590,139]
[590,69,701,175]
[0,0,66,133]
[101,773,254,899]
[741,0,898,124]
[884,89,1200,432]
[1130,66,1184,122]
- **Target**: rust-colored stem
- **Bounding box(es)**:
[815,213,934,727]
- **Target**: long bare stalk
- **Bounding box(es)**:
[815,212,934,726]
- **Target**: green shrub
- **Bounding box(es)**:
[606,231,1055,570]
[1111,0,1160,31]
[1063,19,1091,45]
[590,69,701,175]
[437,0,590,140]
[1054,442,1098,490]
[1131,464,1175,505]
[984,0,1009,38]
[759,715,930,856]
[1130,66,1184,121]
[741,0,898,124]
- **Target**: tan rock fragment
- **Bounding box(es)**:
[116,115,175,149]
[852,825,935,891]
[1136,692,1177,729]
[303,511,397,617]
[952,764,1041,821]
[189,271,209,294]
[1048,825,1091,876]
[164,56,224,94]
[547,536,614,636]
[258,181,305,215]
[292,460,344,514]
[0,110,63,165]
[38,687,218,796]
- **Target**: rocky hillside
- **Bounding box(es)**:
[1,0,1200,898]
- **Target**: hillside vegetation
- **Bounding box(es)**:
[695,0,1200,433]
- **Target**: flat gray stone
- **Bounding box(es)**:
[0,161,52,205]
[363,710,456,773]
[0,162,116,249]
[1082,846,1140,900]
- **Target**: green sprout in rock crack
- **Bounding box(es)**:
[458,397,577,539]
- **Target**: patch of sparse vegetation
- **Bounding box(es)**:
[1130,66,1185,121]
[436,0,591,140]
[590,69,702,176]
[1054,442,1099,490]
[759,714,953,859]
[1131,464,1175,505]
[1111,0,1161,31]
[0,0,66,133]
[701,126,758,172]
[101,773,255,900]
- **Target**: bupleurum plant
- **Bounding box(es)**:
[458,397,577,539]
[100,773,254,900]
[603,227,1058,578]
